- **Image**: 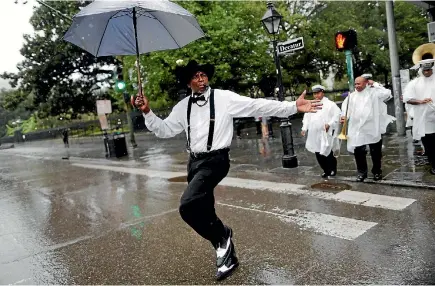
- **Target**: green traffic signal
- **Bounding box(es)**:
[115,80,126,91]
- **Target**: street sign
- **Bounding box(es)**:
[428,21,435,42]
[96,100,112,114]
[400,69,410,91]
[277,37,304,55]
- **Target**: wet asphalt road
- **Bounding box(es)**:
[1,136,435,284]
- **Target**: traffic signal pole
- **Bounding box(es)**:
[345,50,355,92]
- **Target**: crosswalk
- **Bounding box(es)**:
[71,162,417,241]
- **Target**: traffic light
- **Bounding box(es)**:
[115,66,126,92]
[335,30,357,52]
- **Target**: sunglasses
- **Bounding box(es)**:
[191,73,208,81]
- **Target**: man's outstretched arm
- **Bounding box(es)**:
[135,93,184,138]
[227,90,321,118]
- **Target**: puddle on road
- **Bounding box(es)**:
[311,181,351,191]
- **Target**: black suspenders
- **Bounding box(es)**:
[186,89,215,152]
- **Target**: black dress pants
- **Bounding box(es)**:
[179,150,230,248]
[315,151,337,175]
[421,133,435,168]
[353,139,383,176]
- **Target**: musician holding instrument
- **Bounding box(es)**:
[340,76,395,182]
[403,59,435,175]
[301,85,341,178]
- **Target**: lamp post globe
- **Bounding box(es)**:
[261,2,282,36]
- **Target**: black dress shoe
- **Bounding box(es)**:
[356,175,366,182]
[321,173,328,178]
[329,170,337,177]
[373,174,382,181]
[215,227,239,281]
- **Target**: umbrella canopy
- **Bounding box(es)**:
[64,0,205,57]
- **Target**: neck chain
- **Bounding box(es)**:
[195,98,209,107]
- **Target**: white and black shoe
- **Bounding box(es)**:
[215,227,239,281]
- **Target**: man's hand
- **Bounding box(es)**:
[133,92,150,114]
[423,98,433,103]
[296,90,322,113]
[325,124,330,132]
[301,130,306,137]
[340,116,346,124]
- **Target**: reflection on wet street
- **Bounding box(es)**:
[1,132,435,284]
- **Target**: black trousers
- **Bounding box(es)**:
[353,139,383,176]
[421,133,435,168]
[179,151,230,248]
[315,151,337,175]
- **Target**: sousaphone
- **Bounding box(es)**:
[412,43,435,65]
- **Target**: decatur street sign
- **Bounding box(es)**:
[277,37,304,55]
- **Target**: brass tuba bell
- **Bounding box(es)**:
[412,43,435,64]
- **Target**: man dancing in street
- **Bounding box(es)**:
[340,76,394,182]
[301,85,341,178]
[134,60,321,280]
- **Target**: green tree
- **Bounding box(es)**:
[305,1,427,87]
[123,1,278,107]
[1,0,115,117]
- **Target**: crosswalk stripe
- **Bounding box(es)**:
[218,203,378,240]
[71,163,416,211]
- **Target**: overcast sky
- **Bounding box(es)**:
[0,0,35,89]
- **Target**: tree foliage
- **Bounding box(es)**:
[0,0,429,122]
[1,0,115,117]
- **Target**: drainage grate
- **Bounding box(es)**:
[311,181,351,191]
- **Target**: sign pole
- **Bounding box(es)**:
[345,49,354,92]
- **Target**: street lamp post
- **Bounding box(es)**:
[261,2,298,168]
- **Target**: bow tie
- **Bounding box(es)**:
[192,94,206,103]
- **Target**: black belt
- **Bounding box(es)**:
[190,148,230,160]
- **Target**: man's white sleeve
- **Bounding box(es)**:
[373,85,392,102]
[226,91,297,118]
[302,113,310,131]
[328,103,341,128]
[143,106,184,138]
[403,80,416,102]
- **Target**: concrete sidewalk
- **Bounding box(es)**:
[2,119,434,190]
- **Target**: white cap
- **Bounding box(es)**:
[312,84,325,92]
[419,59,435,70]
[361,73,373,79]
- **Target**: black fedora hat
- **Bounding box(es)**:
[179,60,215,85]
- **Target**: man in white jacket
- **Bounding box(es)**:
[301,85,341,178]
[403,59,435,175]
[340,77,395,182]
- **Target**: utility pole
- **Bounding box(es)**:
[386,0,406,136]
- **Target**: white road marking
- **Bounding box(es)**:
[218,203,377,240]
[333,190,416,211]
[72,163,186,179]
[71,163,416,211]
[10,278,32,285]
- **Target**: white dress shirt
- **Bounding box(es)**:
[143,88,297,153]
